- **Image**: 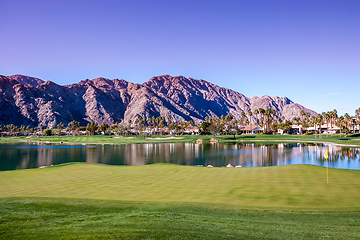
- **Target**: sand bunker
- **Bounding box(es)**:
[146,137,183,140]
[113,137,136,139]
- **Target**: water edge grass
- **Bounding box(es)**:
[1,134,360,147]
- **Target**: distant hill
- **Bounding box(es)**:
[0,74,317,127]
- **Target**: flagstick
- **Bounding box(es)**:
[324,150,329,184]
[326,159,328,184]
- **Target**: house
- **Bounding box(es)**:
[277,129,286,135]
[184,128,200,135]
[306,124,340,134]
[277,125,303,135]
[351,125,360,133]
[241,125,262,134]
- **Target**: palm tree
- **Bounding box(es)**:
[356,108,360,133]
[271,118,279,133]
[301,113,310,133]
[292,117,300,125]
[57,122,65,130]
[154,117,160,131]
[244,117,249,134]
[328,110,335,133]
[152,116,156,129]
[315,114,323,139]
[229,119,238,138]
[220,115,225,125]
[179,121,187,135]
[86,119,98,135]
[240,111,245,120]
[300,110,305,122]
[166,115,172,126]
[337,116,345,137]
[19,125,25,136]
[264,108,276,133]
[134,118,140,135]
[248,110,253,127]
[258,108,265,132]
[134,118,140,134]
[239,117,244,132]
[68,120,80,135]
[281,116,285,123]
[240,111,245,131]
[344,113,352,134]
[310,116,317,137]
[299,110,305,134]
[225,113,233,127]
[158,116,165,129]
[350,118,356,134]
[254,109,259,126]
[305,111,311,123]
[332,110,338,134]
[99,122,110,135]
[147,118,152,134]
[141,117,146,135]
[26,125,31,135]
[323,112,330,135]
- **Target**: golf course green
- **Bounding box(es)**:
[1,163,360,239]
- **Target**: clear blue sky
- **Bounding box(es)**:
[1,0,359,116]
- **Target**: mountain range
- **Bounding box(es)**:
[0,74,317,127]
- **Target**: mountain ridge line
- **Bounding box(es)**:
[0,74,317,127]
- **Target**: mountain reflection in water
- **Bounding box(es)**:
[0,143,359,171]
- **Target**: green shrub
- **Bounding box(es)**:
[43,129,52,136]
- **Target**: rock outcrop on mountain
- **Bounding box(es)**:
[0,74,317,127]
[8,74,44,87]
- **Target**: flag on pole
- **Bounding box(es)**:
[324,151,329,183]
[324,151,329,160]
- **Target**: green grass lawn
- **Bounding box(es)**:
[1,133,360,146]
[1,163,359,209]
[1,198,359,240]
[0,134,209,144]
[1,163,360,239]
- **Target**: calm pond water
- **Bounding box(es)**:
[0,142,359,171]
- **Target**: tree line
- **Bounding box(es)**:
[1,107,359,137]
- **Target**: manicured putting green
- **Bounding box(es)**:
[1,163,359,209]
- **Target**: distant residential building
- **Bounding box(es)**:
[306,124,340,134]
[184,128,199,135]
[241,126,261,134]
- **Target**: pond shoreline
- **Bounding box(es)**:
[1,137,360,148]
[1,140,359,171]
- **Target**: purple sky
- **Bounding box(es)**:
[1,0,359,116]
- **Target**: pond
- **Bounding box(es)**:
[0,142,359,171]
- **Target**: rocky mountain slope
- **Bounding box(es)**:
[0,74,317,127]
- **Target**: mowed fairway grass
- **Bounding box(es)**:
[1,163,360,239]
[2,133,360,146]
